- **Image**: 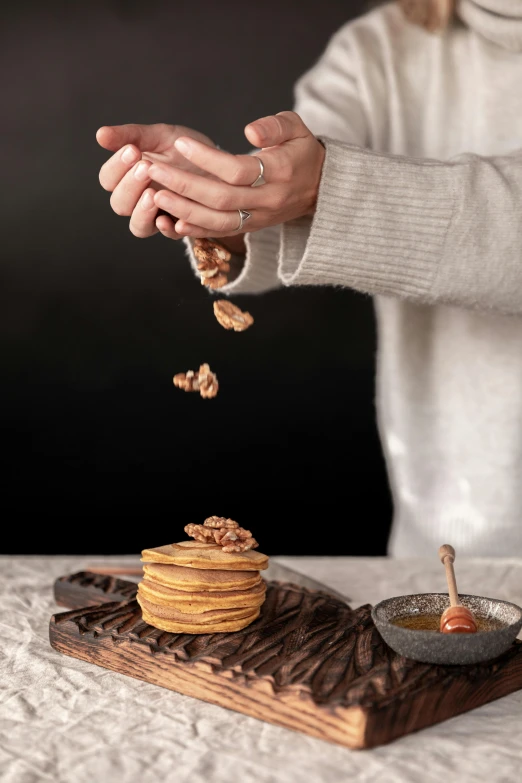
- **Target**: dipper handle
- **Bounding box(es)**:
[438,544,477,634]
[438,544,460,606]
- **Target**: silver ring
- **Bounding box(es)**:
[250,156,265,187]
[235,209,252,231]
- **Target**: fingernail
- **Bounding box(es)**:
[141,191,154,210]
[122,146,138,164]
[134,161,150,181]
[174,138,191,155]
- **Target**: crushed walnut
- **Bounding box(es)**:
[213,300,254,332]
[184,516,259,552]
[173,363,219,399]
[193,238,231,290]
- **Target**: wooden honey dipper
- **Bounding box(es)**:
[438,544,478,634]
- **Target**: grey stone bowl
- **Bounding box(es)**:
[371,593,522,665]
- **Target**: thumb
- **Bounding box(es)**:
[96,123,170,152]
[244,111,311,149]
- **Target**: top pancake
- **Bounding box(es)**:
[141,541,269,571]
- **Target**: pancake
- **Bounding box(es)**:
[137,594,257,623]
[138,577,267,611]
[142,562,262,592]
[140,604,260,634]
[141,542,269,571]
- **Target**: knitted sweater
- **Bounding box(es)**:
[184,0,522,557]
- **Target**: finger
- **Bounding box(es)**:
[99,145,143,191]
[129,188,161,238]
[244,111,310,149]
[154,189,245,235]
[148,162,266,211]
[109,160,153,216]
[172,222,234,240]
[96,123,171,153]
[173,138,263,187]
[156,212,183,240]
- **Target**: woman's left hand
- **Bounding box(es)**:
[148,111,326,239]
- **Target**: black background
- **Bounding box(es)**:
[2,1,392,556]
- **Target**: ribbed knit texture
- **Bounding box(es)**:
[280,144,455,298]
[183,1,522,557]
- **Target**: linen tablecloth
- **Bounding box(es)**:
[1,554,521,783]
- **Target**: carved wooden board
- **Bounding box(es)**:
[49,571,522,750]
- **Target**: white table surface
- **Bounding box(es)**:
[1,554,521,783]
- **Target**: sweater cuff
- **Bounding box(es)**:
[279,139,456,300]
[183,224,282,296]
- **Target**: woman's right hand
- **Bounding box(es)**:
[96,123,218,240]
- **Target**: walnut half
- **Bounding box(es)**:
[184,516,259,552]
[213,300,254,332]
[173,363,219,399]
[193,239,231,290]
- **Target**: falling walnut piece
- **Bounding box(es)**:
[173,363,219,399]
[213,300,254,332]
[193,239,231,290]
[184,516,259,552]
[202,273,229,290]
[193,238,232,265]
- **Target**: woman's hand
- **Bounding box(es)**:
[147,111,326,239]
[96,123,218,240]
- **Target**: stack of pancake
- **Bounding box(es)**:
[137,540,269,633]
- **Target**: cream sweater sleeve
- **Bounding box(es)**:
[281,141,522,316]
[182,23,369,296]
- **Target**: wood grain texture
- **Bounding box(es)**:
[53,570,138,608]
[49,571,522,750]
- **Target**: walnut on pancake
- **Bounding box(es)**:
[185,516,258,553]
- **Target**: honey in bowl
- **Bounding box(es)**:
[391,613,505,632]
